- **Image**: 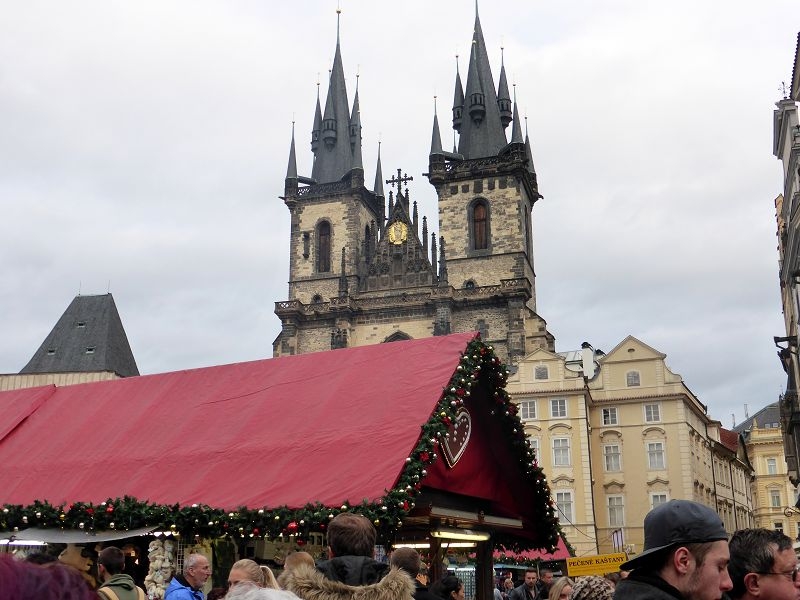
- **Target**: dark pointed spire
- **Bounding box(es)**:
[286,121,298,179]
[457,4,507,158]
[525,116,537,175]
[350,79,362,170]
[413,200,418,233]
[431,97,444,155]
[422,216,429,257]
[311,82,322,153]
[497,47,512,129]
[431,233,438,279]
[452,55,464,133]
[510,85,523,144]
[373,141,384,197]
[438,236,448,286]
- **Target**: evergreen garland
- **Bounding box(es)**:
[0,339,561,552]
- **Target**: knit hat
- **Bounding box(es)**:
[620,499,727,570]
[569,577,613,600]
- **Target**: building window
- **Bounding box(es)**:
[650,493,668,509]
[775,522,784,533]
[317,221,331,273]
[626,371,640,386]
[647,441,666,470]
[771,489,782,508]
[608,496,625,527]
[550,398,567,418]
[519,400,536,420]
[603,445,621,472]
[470,199,489,251]
[644,403,661,423]
[602,407,618,426]
[534,365,548,380]
[767,458,778,475]
[556,491,574,522]
[476,319,488,339]
[528,436,540,458]
[553,438,571,466]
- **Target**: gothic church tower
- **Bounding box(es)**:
[274,8,554,363]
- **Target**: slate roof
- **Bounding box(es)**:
[733,402,781,433]
[20,294,139,377]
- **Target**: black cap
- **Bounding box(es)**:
[620,500,728,570]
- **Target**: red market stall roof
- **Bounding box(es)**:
[493,536,571,563]
[0,333,561,550]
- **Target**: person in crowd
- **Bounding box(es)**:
[510,568,541,600]
[97,546,146,600]
[223,585,300,600]
[614,499,732,600]
[207,589,227,600]
[502,578,515,600]
[165,553,211,600]
[0,553,99,600]
[390,548,439,600]
[277,552,317,588]
[227,559,279,590]
[569,576,613,600]
[430,575,465,600]
[539,570,554,597]
[602,573,619,590]
[548,577,574,600]
[280,512,415,600]
[727,528,800,600]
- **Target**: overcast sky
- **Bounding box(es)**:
[1,1,798,427]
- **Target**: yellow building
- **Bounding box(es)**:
[507,335,755,557]
[737,403,800,538]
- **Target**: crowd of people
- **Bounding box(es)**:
[3,501,800,600]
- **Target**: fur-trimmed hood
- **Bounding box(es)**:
[283,564,416,600]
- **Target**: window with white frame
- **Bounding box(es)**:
[644,403,661,423]
[603,444,621,472]
[553,438,571,466]
[555,491,574,522]
[534,365,549,380]
[602,407,618,426]
[550,398,567,418]
[608,496,625,527]
[650,493,668,509]
[767,457,778,475]
[626,371,640,386]
[771,489,782,508]
[647,441,666,469]
[519,400,537,420]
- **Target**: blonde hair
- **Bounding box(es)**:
[548,577,575,600]
[231,559,280,589]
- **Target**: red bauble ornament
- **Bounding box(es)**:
[456,388,465,397]
[106,506,114,514]
[86,508,94,516]
[420,452,430,462]
[403,501,409,511]
[296,539,306,546]
[319,524,326,531]
[253,528,260,536]
[287,521,298,533]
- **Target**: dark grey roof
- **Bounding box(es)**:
[733,402,781,433]
[373,142,384,197]
[455,9,509,159]
[20,294,139,377]
[430,109,443,155]
[510,95,523,144]
[286,122,297,180]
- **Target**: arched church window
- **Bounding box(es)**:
[317,221,331,273]
[470,199,489,251]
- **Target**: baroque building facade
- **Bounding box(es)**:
[506,336,755,557]
[272,9,553,363]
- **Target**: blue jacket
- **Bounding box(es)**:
[165,575,204,600]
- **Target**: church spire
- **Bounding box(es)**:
[452,56,464,133]
[286,121,298,179]
[510,85,523,144]
[311,82,322,154]
[430,97,444,155]
[350,77,363,170]
[497,48,512,129]
[373,141,384,197]
[525,116,537,175]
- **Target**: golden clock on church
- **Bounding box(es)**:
[387,220,408,245]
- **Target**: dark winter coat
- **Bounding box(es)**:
[614,572,685,600]
[98,574,146,600]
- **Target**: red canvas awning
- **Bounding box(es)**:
[493,536,571,563]
[0,333,477,509]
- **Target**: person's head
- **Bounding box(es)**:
[431,575,464,600]
[229,559,279,590]
[728,528,800,600]
[504,578,515,591]
[541,570,554,589]
[619,500,732,600]
[184,553,211,589]
[327,513,376,558]
[548,577,574,600]
[602,573,619,589]
[391,547,421,577]
[0,554,97,600]
[569,576,613,600]
[417,562,430,587]
[524,568,539,589]
[97,546,125,581]
[283,552,315,574]
[224,585,303,600]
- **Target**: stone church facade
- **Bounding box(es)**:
[273,9,554,363]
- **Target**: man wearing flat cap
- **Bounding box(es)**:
[615,499,733,600]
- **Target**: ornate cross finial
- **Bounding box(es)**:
[780,81,790,100]
[386,168,413,193]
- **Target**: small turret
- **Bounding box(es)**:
[510,87,523,145]
[311,84,322,153]
[374,142,385,197]
[465,45,485,125]
[350,84,363,171]
[321,79,337,149]
[497,50,512,129]
[431,99,444,156]
[452,58,464,133]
